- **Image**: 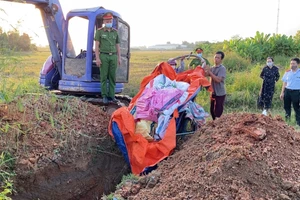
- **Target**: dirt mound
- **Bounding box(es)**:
[120,113,300,200]
[0,94,129,199]
[3,95,300,199]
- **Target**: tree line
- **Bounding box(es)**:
[0,27,37,52]
[189,30,300,63]
[223,31,300,62]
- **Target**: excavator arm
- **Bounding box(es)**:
[3,0,69,77]
[3,0,132,113]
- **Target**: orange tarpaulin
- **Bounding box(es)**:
[108,62,212,174]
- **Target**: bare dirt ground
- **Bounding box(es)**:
[0,94,129,200]
[2,94,300,200]
[112,113,300,200]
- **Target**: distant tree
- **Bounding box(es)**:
[30,43,38,51]
[7,31,19,50]
[230,35,242,40]
[0,27,35,51]
[18,33,31,51]
[195,41,210,44]
[181,41,195,49]
[166,41,171,44]
[0,27,8,48]
[294,30,300,42]
[224,31,299,62]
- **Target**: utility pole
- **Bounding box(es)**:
[276,0,280,34]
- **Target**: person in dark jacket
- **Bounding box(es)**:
[258,57,280,115]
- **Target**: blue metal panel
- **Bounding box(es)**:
[58,80,124,94]
[25,0,48,4]
[69,7,103,13]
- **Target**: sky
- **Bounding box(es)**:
[0,0,300,47]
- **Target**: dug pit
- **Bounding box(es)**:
[0,95,130,199]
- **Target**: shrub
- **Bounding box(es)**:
[223,52,251,73]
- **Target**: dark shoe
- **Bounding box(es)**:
[108,97,119,103]
[102,97,108,104]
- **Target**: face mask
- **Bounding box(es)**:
[266,62,273,67]
[197,53,202,57]
[171,65,176,69]
[105,23,112,28]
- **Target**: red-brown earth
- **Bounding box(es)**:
[112,113,300,200]
[0,94,129,200]
[1,94,300,200]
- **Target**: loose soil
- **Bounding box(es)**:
[0,94,129,200]
[2,94,300,200]
[112,113,300,200]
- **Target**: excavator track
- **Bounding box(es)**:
[50,90,132,116]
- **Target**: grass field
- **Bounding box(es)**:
[2,47,299,127]
[124,50,191,96]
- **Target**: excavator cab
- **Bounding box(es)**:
[38,3,130,95]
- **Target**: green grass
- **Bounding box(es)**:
[1,48,294,123]
[0,151,15,200]
[0,48,49,103]
[1,48,299,199]
[124,50,192,96]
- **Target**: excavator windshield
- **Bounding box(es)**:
[66,16,89,58]
[115,19,130,83]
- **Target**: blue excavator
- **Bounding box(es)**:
[4,0,131,111]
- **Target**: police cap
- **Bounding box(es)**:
[103,12,113,20]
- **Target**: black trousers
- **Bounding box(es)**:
[210,94,226,120]
[260,81,276,109]
[284,89,300,125]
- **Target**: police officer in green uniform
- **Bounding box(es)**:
[280,57,300,125]
[94,12,121,104]
[188,47,210,69]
